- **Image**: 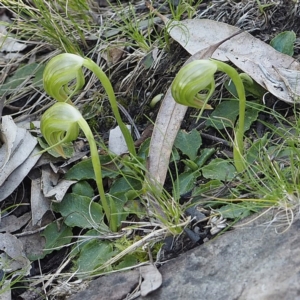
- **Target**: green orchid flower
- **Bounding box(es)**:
[171,59,246,173]
[40,102,80,157]
[171,60,217,109]
[40,102,115,230]
[43,54,85,103]
[43,53,135,155]
[41,53,139,231]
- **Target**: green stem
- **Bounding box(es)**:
[83,59,136,156]
[77,118,115,230]
[213,60,246,173]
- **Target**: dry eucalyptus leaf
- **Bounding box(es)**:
[0,117,38,186]
[0,233,31,275]
[18,226,46,261]
[0,31,27,52]
[0,212,31,233]
[31,178,51,226]
[41,164,59,191]
[101,39,126,66]
[0,147,42,201]
[109,125,131,155]
[140,265,162,296]
[168,19,300,103]
[273,67,300,101]
[0,52,23,60]
[0,115,18,172]
[44,180,76,202]
[148,89,187,185]
[40,165,76,203]
[0,116,40,201]
[18,287,44,300]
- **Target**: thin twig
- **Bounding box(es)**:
[200,132,231,147]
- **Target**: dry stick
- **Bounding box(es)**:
[145,1,244,201]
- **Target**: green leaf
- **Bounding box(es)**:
[270,31,296,56]
[109,177,142,196]
[170,147,180,162]
[71,229,103,256]
[82,103,103,120]
[125,189,142,201]
[173,170,200,199]
[174,129,202,160]
[32,64,46,88]
[206,100,259,131]
[72,181,94,197]
[195,148,216,168]
[202,158,236,181]
[141,51,155,69]
[268,146,294,160]
[182,159,199,171]
[192,179,222,197]
[75,240,117,275]
[245,133,269,164]
[65,156,119,180]
[32,222,73,260]
[225,75,266,98]
[53,193,103,228]
[0,63,45,96]
[217,203,252,219]
[65,159,94,180]
[115,255,138,270]
[137,138,150,159]
[206,100,239,129]
[107,194,129,228]
[244,103,260,132]
[124,199,146,216]
[104,183,140,227]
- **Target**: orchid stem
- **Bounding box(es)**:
[213,60,246,173]
[83,59,136,156]
[78,118,112,228]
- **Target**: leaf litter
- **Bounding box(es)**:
[0,11,27,58]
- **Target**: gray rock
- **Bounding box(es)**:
[69,212,300,300]
[67,269,140,300]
